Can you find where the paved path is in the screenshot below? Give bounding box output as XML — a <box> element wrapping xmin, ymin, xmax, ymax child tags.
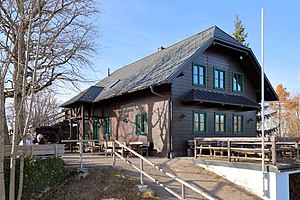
<box><xmin>62</xmin><ymin>154</ymin><xmax>261</xmax><ymax>200</ymax></box>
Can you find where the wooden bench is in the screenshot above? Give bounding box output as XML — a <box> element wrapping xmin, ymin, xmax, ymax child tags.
<box><xmin>128</xmin><ymin>142</ymin><xmax>150</xmax><ymax>157</ymax></box>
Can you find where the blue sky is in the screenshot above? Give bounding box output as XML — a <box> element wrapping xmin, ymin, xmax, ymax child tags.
<box><xmin>60</xmin><ymin>0</ymin><xmax>300</xmax><ymax>102</ymax></box>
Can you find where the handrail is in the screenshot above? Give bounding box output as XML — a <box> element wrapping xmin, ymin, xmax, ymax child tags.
<box><xmin>114</xmin><ymin>140</ymin><xmax>216</xmax><ymax>200</ymax></box>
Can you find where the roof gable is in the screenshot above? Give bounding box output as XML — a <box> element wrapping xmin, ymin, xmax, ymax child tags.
<box><xmin>62</xmin><ymin>25</ymin><xmax>277</xmax><ymax>107</ymax></box>
<box><xmin>94</xmin><ymin>25</ymin><xmax>250</xmax><ymax>102</ymax></box>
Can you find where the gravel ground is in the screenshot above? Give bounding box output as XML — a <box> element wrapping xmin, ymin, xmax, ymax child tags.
<box><xmin>62</xmin><ymin>154</ymin><xmax>261</xmax><ymax>200</ymax></box>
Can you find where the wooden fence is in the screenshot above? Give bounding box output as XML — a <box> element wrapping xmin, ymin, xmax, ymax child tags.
<box><xmin>4</xmin><ymin>144</ymin><xmax>65</xmax><ymax>158</ymax></box>
<box><xmin>194</xmin><ymin>137</ymin><xmax>300</xmax><ymax>165</ymax></box>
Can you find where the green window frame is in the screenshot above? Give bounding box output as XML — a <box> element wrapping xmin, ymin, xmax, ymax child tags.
<box><xmin>233</xmin><ymin>72</ymin><xmax>243</xmax><ymax>92</ymax></box>
<box><xmin>136</xmin><ymin>113</ymin><xmax>147</xmax><ymax>135</ymax></box>
<box><xmin>193</xmin><ymin>63</ymin><xmax>206</xmax><ymax>86</ymax></box>
<box><xmin>215</xmin><ymin>113</ymin><xmax>226</xmax><ymax>134</ymax></box>
<box><xmin>214</xmin><ymin>68</ymin><xmax>225</xmax><ymax>90</ymax></box>
<box><xmin>103</xmin><ymin>117</ymin><xmax>111</xmax><ymax>137</ymax></box>
<box><xmin>193</xmin><ymin>111</ymin><xmax>206</xmax><ymax>134</ymax></box>
<box><xmin>233</xmin><ymin>114</ymin><xmax>243</xmax><ymax>134</ymax></box>
<box><xmin>92</xmin><ymin>119</ymin><xmax>99</xmax><ymax>139</ymax></box>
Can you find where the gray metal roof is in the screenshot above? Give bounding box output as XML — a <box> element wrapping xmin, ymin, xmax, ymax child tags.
<box><xmin>93</xmin><ymin>26</ymin><xmax>247</xmax><ymax>102</ymax></box>
<box><xmin>182</xmin><ymin>89</ymin><xmax>260</xmax><ymax>110</ymax></box>
<box><xmin>63</xmin><ymin>25</ymin><xmax>272</xmax><ymax>107</ymax></box>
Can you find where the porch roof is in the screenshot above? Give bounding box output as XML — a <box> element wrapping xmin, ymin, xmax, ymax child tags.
<box><xmin>182</xmin><ymin>89</ymin><xmax>260</xmax><ymax>110</ymax></box>
<box><xmin>61</xmin><ymin>86</ymin><xmax>103</xmax><ymax>107</ymax></box>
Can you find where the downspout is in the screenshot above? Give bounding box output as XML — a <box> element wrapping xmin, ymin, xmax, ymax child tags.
<box><xmin>150</xmin><ymin>86</ymin><xmax>172</xmax><ymax>159</ymax></box>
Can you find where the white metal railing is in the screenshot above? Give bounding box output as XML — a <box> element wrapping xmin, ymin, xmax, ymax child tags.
<box><xmin>61</xmin><ymin>139</ymin><xmax>216</xmax><ymax>199</ymax></box>
<box><xmin>113</xmin><ymin>140</ymin><xmax>216</xmax><ymax>200</ymax></box>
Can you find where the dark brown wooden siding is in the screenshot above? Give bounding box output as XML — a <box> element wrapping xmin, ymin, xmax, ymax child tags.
<box><xmin>98</xmin><ymin>85</ymin><xmax>170</xmax><ymax>156</ymax></box>
<box><xmin>171</xmin><ymin>47</ymin><xmax>258</xmax><ymax>156</ymax></box>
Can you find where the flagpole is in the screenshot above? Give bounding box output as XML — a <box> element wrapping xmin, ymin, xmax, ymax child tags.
<box><xmin>261</xmin><ymin>8</ymin><xmax>266</xmax><ymax>197</ymax></box>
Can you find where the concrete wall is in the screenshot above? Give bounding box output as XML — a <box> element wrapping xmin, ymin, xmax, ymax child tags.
<box><xmin>195</xmin><ymin>160</ymin><xmax>300</xmax><ymax>200</ymax></box>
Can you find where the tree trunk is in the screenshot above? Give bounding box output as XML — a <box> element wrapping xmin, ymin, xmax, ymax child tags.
<box><xmin>17</xmin><ymin>156</ymin><xmax>25</xmax><ymax>200</ymax></box>
<box><xmin>4</xmin><ymin>108</ymin><xmax>10</xmax><ymax>144</ymax></box>
<box><xmin>0</xmin><ymin>77</ymin><xmax>6</xmax><ymax>200</ymax></box>
<box><xmin>10</xmin><ymin>1</ymin><xmax>26</xmax><ymax>197</ymax></box>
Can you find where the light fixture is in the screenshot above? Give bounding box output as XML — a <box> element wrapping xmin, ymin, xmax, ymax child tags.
<box><xmin>248</xmin><ymin>118</ymin><xmax>254</xmax><ymax>124</ymax></box>
<box><xmin>240</xmin><ymin>56</ymin><xmax>243</xmax><ymax>60</ymax></box>
<box><xmin>180</xmin><ymin>114</ymin><xmax>187</xmax><ymax>120</ymax></box>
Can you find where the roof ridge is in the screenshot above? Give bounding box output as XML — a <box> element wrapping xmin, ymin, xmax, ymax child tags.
<box><xmin>214</xmin><ymin>25</ymin><xmax>250</xmax><ymax>49</ymax></box>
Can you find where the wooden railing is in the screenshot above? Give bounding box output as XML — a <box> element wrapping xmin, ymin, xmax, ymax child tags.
<box><xmin>113</xmin><ymin>140</ymin><xmax>216</xmax><ymax>200</ymax></box>
<box><xmin>194</xmin><ymin>137</ymin><xmax>300</xmax><ymax>165</ymax></box>
<box><xmin>4</xmin><ymin>144</ymin><xmax>65</xmax><ymax>158</ymax></box>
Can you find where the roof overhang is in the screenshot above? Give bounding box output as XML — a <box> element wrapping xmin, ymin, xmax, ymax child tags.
<box><xmin>182</xmin><ymin>89</ymin><xmax>260</xmax><ymax>111</ymax></box>
<box><xmin>60</xmin><ymin>86</ymin><xmax>104</xmax><ymax>108</ymax></box>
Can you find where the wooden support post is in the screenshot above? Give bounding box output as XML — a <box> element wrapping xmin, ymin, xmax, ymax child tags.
<box><xmin>271</xmin><ymin>138</ymin><xmax>277</xmax><ymax>165</ymax></box>
<box><xmin>181</xmin><ymin>184</ymin><xmax>186</xmax><ymax>200</ymax></box>
<box><xmin>69</xmin><ymin>114</ymin><xmax>73</xmax><ymax>151</ymax></box>
<box><xmin>79</xmin><ymin>140</ymin><xmax>83</xmax><ymax>169</ymax></box>
<box><xmin>112</xmin><ymin>141</ymin><xmax>116</xmax><ymax>166</ymax></box>
<box><xmin>295</xmin><ymin>141</ymin><xmax>299</xmax><ymax>162</ymax></box>
<box><xmin>31</xmin><ymin>145</ymin><xmax>33</xmax><ymax>157</ymax></box>
<box><xmin>194</xmin><ymin>139</ymin><xmax>197</xmax><ymax>158</ymax></box>
<box><xmin>81</xmin><ymin>105</ymin><xmax>84</xmax><ymax>140</ymax></box>
<box><xmin>199</xmin><ymin>145</ymin><xmax>203</xmax><ymax>157</ymax></box>
<box><xmin>140</xmin><ymin>158</ymin><xmax>144</xmax><ymax>185</ymax></box>
<box><xmin>55</xmin><ymin>144</ymin><xmax>58</xmax><ymax>157</ymax></box>
<box><xmin>227</xmin><ymin>140</ymin><xmax>231</xmax><ymax>162</ymax></box>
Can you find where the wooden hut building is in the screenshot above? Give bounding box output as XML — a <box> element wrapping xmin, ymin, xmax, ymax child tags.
<box><xmin>61</xmin><ymin>26</ymin><xmax>278</xmax><ymax>157</ymax></box>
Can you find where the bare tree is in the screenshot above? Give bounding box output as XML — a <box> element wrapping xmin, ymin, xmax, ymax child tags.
<box><xmin>25</xmin><ymin>87</ymin><xmax>61</xmax><ymax>129</ymax></box>
<box><xmin>0</xmin><ymin>0</ymin><xmax>98</xmax><ymax>199</ymax></box>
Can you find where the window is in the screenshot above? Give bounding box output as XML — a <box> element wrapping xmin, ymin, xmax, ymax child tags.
<box><xmin>136</xmin><ymin>113</ymin><xmax>146</xmax><ymax>135</ymax></box>
<box><xmin>215</xmin><ymin>113</ymin><xmax>226</xmax><ymax>134</ymax></box>
<box><xmin>193</xmin><ymin>111</ymin><xmax>206</xmax><ymax>134</ymax></box>
<box><xmin>92</xmin><ymin>119</ymin><xmax>99</xmax><ymax>139</ymax></box>
<box><xmin>233</xmin><ymin>72</ymin><xmax>243</xmax><ymax>92</ymax></box>
<box><xmin>103</xmin><ymin>117</ymin><xmax>111</xmax><ymax>137</ymax></box>
<box><xmin>233</xmin><ymin>115</ymin><xmax>243</xmax><ymax>134</ymax></box>
<box><xmin>193</xmin><ymin>63</ymin><xmax>206</xmax><ymax>86</ymax></box>
<box><xmin>214</xmin><ymin>68</ymin><xmax>225</xmax><ymax>89</ymax></box>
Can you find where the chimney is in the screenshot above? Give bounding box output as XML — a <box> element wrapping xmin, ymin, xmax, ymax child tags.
<box><xmin>108</xmin><ymin>68</ymin><xmax>110</xmax><ymax>76</ymax></box>
<box><xmin>158</xmin><ymin>46</ymin><xmax>165</xmax><ymax>52</ymax></box>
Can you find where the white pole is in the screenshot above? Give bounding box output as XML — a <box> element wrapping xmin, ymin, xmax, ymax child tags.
<box><xmin>261</xmin><ymin>8</ymin><xmax>266</xmax><ymax>197</ymax></box>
